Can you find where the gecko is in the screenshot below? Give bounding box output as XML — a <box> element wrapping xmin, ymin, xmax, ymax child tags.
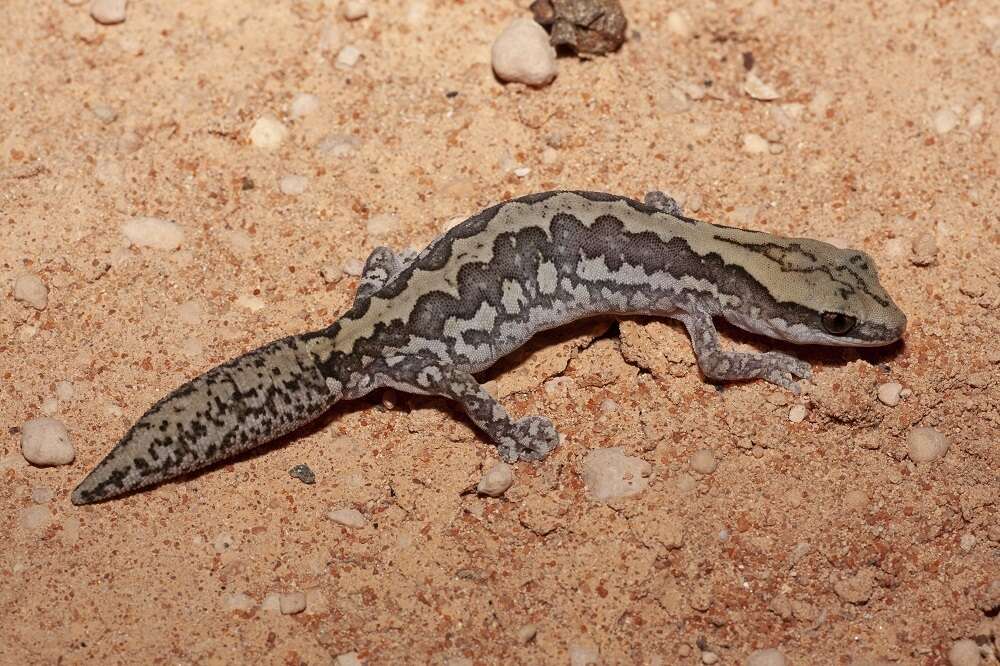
<box><xmin>71</xmin><ymin>190</ymin><xmax>907</xmax><ymax>504</ymax></box>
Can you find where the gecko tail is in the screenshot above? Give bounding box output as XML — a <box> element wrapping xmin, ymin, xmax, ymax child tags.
<box><xmin>71</xmin><ymin>334</ymin><xmax>337</xmax><ymax>505</ymax></box>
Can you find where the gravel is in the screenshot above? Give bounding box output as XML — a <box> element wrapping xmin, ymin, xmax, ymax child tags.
<box><xmin>289</xmin><ymin>463</ymin><xmax>316</xmax><ymax>485</ymax></box>
<box><xmin>907</xmin><ymin>427</ymin><xmax>950</xmax><ymax>462</ymax></box>
<box><xmin>248</xmin><ymin>115</ymin><xmax>288</xmax><ymax>149</ymax></box>
<box><xmin>477</xmin><ymin>462</ymin><xmax>514</xmax><ymax>497</ymax></box>
<box><xmin>689</xmin><ymin>449</ymin><xmax>718</xmax><ymax>475</ymax></box>
<box><xmin>877</xmin><ymin>382</ymin><xmax>903</xmax><ymax>406</ymax></box>
<box><xmin>342</xmin><ymin>1</ymin><xmax>368</xmax><ymax>20</ymax></box>
<box><xmin>13</xmin><ymin>273</ymin><xmax>48</xmax><ymax>310</ymax></box>
<box><xmin>335</xmin><ymin>45</ymin><xmax>362</xmax><ymax>69</ymax></box>
<box><xmin>788</xmin><ymin>404</ymin><xmax>807</xmax><ymax>423</ymax></box>
<box><xmin>491</xmin><ymin>18</ymin><xmax>557</xmax><ymax>87</ymax></box>
<box><xmin>329</xmin><ymin>508</ymin><xmax>367</xmax><ymax>528</ymax></box>
<box><xmin>744</xmin><ymin>72</ymin><xmax>780</xmax><ymax>100</ymax></box>
<box><xmin>289</xmin><ymin>93</ymin><xmax>319</xmax><ymax>119</ymax></box>
<box><xmin>121</xmin><ymin>217</ymin><xmax>184</xmax><ymax>250</ymax></box>
<box><xmin>279</xmin><ymin>174</ymin><xmax>308</xmax><ymax>195</ymax></box>
<box><xmin>580</xmin><ymin>448</ymin><xmax>652</xmax><ymax>502</ymax></box>
<box><xmin>745</xmin><ymin>648</ymin><xmax>787</xmax><ymax>666</ymax></box>
<box><xmin>743</xmin><ymin>133</ymin><xmax>770</xmax><ymax>154</ymax></box>
<box><xmin>947</xmin><ymin>639</ymin><xmax>981</xmax><ymax>666</ymax></box>
<box><xmin>90</xmin><ymin>0</ymin><xmax>126</xmax><ymax>25</ymax></box>
<box><xmin>21</xmin><ymin>417</ymin><xmax>75</xmax><ymax>466</ymax></box>
<box><xmin>279</xmin><ymin>591</ymin><xmax>307</xmax><ymax>614</ymax></box>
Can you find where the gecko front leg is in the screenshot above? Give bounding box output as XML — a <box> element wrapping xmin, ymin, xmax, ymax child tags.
<box><xmin>383</xmin><ymin>357</ymin><xmax>559</xmax><ymax>462</ymax></box>
<box><xmin>677</xmin><ymin>309</ymin><xmax>812</xmax><ymax>394</ymax></box>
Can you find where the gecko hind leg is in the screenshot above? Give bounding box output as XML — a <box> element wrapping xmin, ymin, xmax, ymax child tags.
<box><xmin>677</xmin><ymin>309</ymin><xmax>812</xmax><ymax>394</ymax></box>
<box><xmin>644</xmin><ymin>191</ymin><xmax>685</xmax><ymax>217</ymax></box>
<box><xmin>354</xmin><ymin>246</ymin><xmax>419</xmax><ymax>302</ymax></box>
<box><xmin>390</xmin><ymin>358</ymin><xmax>559</xmax><ymax>462</ymax></box>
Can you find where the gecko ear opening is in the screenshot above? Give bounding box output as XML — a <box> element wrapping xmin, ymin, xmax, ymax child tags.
<box><xmin>821</xmin><ymin>312</ymin><xmax>856</xmax><ymax>336</ymax></box>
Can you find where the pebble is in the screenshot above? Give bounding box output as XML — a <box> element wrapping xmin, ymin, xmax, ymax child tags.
<box><xmin>702</xmin><ymin>651</ymin><xmax>719</xmax><ymax>665</ymax></box>
<box><xmin>279</xmin><ymin>174</ymin><xmax>308</xmax><ymax>195</ymax></box>
<box><xmin>568</xmin><ymin>639</ymin><xmax>600</xmax><ymax>666</ymax></box>
<box><xmin>960</xmin><ymin>533</ymin><xmax>977</xmax><ymax>551</ymax></box>
<box><xmin>91</xmin><ymin>104</ymin><xmax>118</xmax><ymax>124</ymax></box>
<box><xmin>316</xmin><ymin>134</ymin><xmax>361</xmax><ymax>158</ymax></box>
<box><xmin>31</xmin><ymin>486</ymin><xmax>54</xmax><ymax>504</ymax></box>
<box><xmin>249</xmin><ymin>115</ymin><xmax>288</xmax><ymax>150</ymax></box>
<box><xmin>90</xmin><ymin>0</ymin><xmax>126</xmax><ymax>25</ymax></box>
<box><xmin>329</xmin><ymin>508</ymin><xmax>367</xmax><ymax>528</ymax></box>
<box><xmin>289</xmin><ymin>93</ymin><xmax>320</xmax><ymax>119</ymax></box>
<box><xmin>743</xmin><ymin>133</ymin><xmax>770</xmax><ymax>154</ymax></box>
<box><xmin>343</xmin><ymin>258</ymin><xmax>364</xmax><ymax>276</ymax></box>
<box><xmin>366</xmin><ymin>213</ymin><xmax>401</xmax><ymax>236</ymax></box>
<box><xmin>121</xmin><ymin>217</ymin><xmax>184</xmax><ymax>250</ymax></box>
<box><xmin>513</xmin><ymin>166</ymin><xmax>531</xmax><ymax>178</ymax></box>
<box><xmin>907</xmin><ymin>427</ymin><xmax>950</xmax><ymax>463</ymax></box>
<box><xmin>223</xmin><ymin>592</ymin><xmax>256</xmax><ymax>612</ymax></box>
<box><xmin>279</xmin><ymin>591</ymin><xmax>307</xmax><ymax>615</ymax></box>
<box><xmin>516</xmin><ymin>623</ymin><xmax>538</xmax><ymax>644</ymax></box>
<box><xmin>13</xmin><ymin>273</ymin><xmax>48</xmax><ymax>310</ymax></box>
<box><xmin>967</xmin><ymin>103</ymin><xmax>985</xmax><ymax>130</ymax></box>
<box><xmin>289</xmin><ymin>463</ymin><xmax>316</xmax><ymax>485</ymax></box>
<box><xmin>933</xmin><ymin>108</ymin><xmax>959</xmax><ymax>135</ymax></box>
<box><xmin>335</xmin><ymin>45</ymin><xmax>362</xmax><ymax>69</ymax></box>
<box><xmin>491</xmin><ymin>18</ymin><xmax>557</xmax><ymax>87</ymax></box>
<box><xmin>477</xmin><ymin>462</ymin><xmax>514</xmax><ymax>497</ymax></box>
<box><xmin>788</xmin><ymin>404</ymin><xmax>807</xmax><ymax>423</ymax></box>
<box><xmin>335</xmin><ymin>653</ymin><xmax>363</xmax><ymax>666</ymax></box>
<box><xmin>580</xmin><ymin>447</ymin><xmax>652</xmax><ymax>502</ymax></box>
<box><xmin>212</xmin><ymin>532</ymin><xmax>235</xmax><ymax>553</ymax></box>
<box><xmin>877</xmin><ymin>382</ymin><xmax>903</xmax><ymax>406</ymax></box>
<box><xmin>744</xmin><ymin>72</ymin><xmax>780</xmax><ymax>100</ymax></box>
<box><xmin>689</xmin><ymin>449</ymin><xmax>718</xmax><ymax>475</ymax></box>
<box><xmin>342</xmin><ymin>0</ymin><xmax>368</xmax><ymax>20</ymax></box>
<box><xmin>319</xmin><ymin>262</ymin><xmax>343</xmax><ymax>283</ymax></box>
<box><xmin>910</xmin><ymin>232</ymin><xmax>938</xmax><ymax>266</ymax></box>
<box><xmin>844</xmin><ymin>489</ymin><xmax>868</xmax><ymax>511</ymax></box>
<box><xmin>665</xmin><ymin>10</ymin><xmax>693</xmax><ymax>37</ymax></box>
<box><xmin>21</xmin><ymin>418</ymin><xmax>75</xmax><ymax>466</ymax></box>
<box><xmin>746</xmin><ymin>648</ymin><xmax>786</xmax><ymax>666</ymax></box>
<box><xmin>947</xmin><ymin>639</ymin><xmax>981</xmax><ymax>666</ymax></box>
<box><xmin>599</xmin><ymin>398</ymin><xmax>618</xmax><ymax>412</ymax></box>
<box><xmin>20</xmin><ymin>505</ymin><xmax>52</xmax><ymax>530</ymax></box>
<box><xmin>834</xmin><ymin>569</ymin><xmax>874</xmax><ymax>604</ymax></box>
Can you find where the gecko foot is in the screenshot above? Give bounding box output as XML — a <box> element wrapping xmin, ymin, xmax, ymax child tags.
<box><xmin>759</xmin><ymin>352</ymin><xmax>812</xmax><ymax>394</ymax></box>
<box><xmin>498</xmin><ymin>415</ymin><xmax>560</xmax><ymax>463</ymax></box>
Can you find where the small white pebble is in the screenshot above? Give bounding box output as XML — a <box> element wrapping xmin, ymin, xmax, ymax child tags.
<box><xmin>335</xmin><ymin>45</ymin><xmax>362</xmax><ymax>69</ymax></box>
<box><xmin>491</xmin><ymin>18</ymin><xmax>557</xmax><ymax>87</ymax></box>
<box><xmin>568</xmin><ymin>639</ymin><xmax>600</xmax><ymax>666</ymax></box>
<box><xmin>746</xmin><ymin>648</ymin><xmax>787</xmax><ymax>666</ymax></box>
<box><xmin>947</xmin><ymin>639</ymin><xmax>982</xmax><ymax>666</ymax></box>
<box><xmin>516</xmin><ymin>624</ymin><xmax>538</xmax><ymax>644</ymax></box>
<box><xmin>13</xmin><ymin>273</ymin><xmax>48</xmax><ymax>310</ymax></box>
<box><xmin>910</xmin><ymin>233</ymin><xmax>938</xmax><ymax>266</ymax></box>
<box><xmin>212</xmin><ymin>532</ymin><xmax>235</xmax><ymax>553</ymax></box>
<box><xmin>933</xmin><ymin>108</ymin><xmax>959</xmax><ymax>135</ymax></box>
<box><xmin>91</xmin><ymin>104</ymin><xmax>118</xmax><ymax>124</ymax></box>
<box><xmin>342</xmin><ymin>258</ymin><xmax>364</xmax><ymax>276</ymax></box>
<box><xmin>877</xmin><ymin>382</ymin><xmax>903</xmax><ymax>406</ymax></box>
<box><xmin>31</xmin><ymin>486</ymin><xmax>54</xmax><ymax>504</ymax></box>
<box><xmin>122</xmin><ymin>217</ymin><xmax>184</xmax><ymax>250</ymax></box>
<box><xmin>513</xmin><ymin>166</ymin><xmax>531</xmax><ymax>178</ymax></box>
<box><xmin>329</xmin><ymin>508</ymin><xmax>367</xmax><ymax>528</ymax></box>
<box><xmin>599</xmin><ymin>398</ymin><xmax>618</xmax><ymax>413</ymax></box>
<box><xmin>21</xmin><ymin>418</ymin><xmax>75</xmax><ymax>466</ymax></box>
<box><xmin>788</xmin><ymin>404</ymin><xmax>807</xmax><ymax>423</ymax></box>
<box><xmin>702</xmin><ymin>651</ymin><xmax>719</xmax><ymax>665</ymax></box>
<box><xmin>366</xmin><ymin>213</ymin><xmax>401</xmax><ymax>236</ymax></box>
<box><xmin>316</xmin><ymin>134</ymin><xmax>361</xmax><ymax>158</ymax></box>
<box><xmin>665</xmin><ymin>10</ymin><xmax>693</xmax><ymax>37</ymax></box>
<box><xmin>341</xmin><ymin>0</ymin><xmax>368</xmax><ymax>20</ymax></box>
<box><xmin>20</xmin><ymin>505</ymin><xmax>52</xmax><ymax>530</ymax></box>
<box><xmin>320</xmin><ymin>262</ymin><xmax>343</xmax><ymax>283</ymax></box>
<box><xmin>55</xmin><ymin>381</ymin><xmax>74</xmax><ymax>402</ymax></box>
<box><xmin>289</xmin><ymin>93</ymin><xmax>320</xmax><ymax>119</ymax></box>
<box><xmin>477</xmin><ymin>462</ymin><xmax>514</xmax><ymax>497</ymax></box>
<box><xmin>249</xmin><ymin>115</ymin><xmax>288</xmax><ymax>150</ymax></box>
<box><xmin>907</xmin><ymin>427</ymin><xmax>950</xmax><ymax>463</ymax></box>
<box><xmin>689</xmin><ymin>449</ymin><xmax>718</xmax><ymax>475</ymax></box>
<box><xmin>960</xmin><ymin>533</ymin><xmax>977</xmax><ymax>552</ymax></box>
<box><xmin>743</xmin><ymin>133</ymin><xmax>770</xmax><ymax>154</ymax></box>
<box><xmin>279</xmin><ymin>175</ymin><xmax>308</xmax><ymax>195</ymax></box>
<box><xmin>967</xmin><ymin>104</ymin><xmax>985</xmax><ymax>130</ymax></box>
<box><xmin>335</xmin><ymin>653</ymin><xmax>363</xmax><ymax>666</ymax></box>
<box><xmin>90</xmin><ymin>0</ymin><xmax>126</xmax><ymax>25</ymax></box>
<box><xmin>744</xmin><ymin>72</ymin><xmax>780</xmax><ymax>100</ymax></box>
<box><xmin>279</xmin><ymin>591</ymin><xmax>307</xmax><ymax>615</ymax></box>
<box><xmin>235</xmin><ymin>294</ymin><xmax>266</xmax><ymax>312</ymax></box>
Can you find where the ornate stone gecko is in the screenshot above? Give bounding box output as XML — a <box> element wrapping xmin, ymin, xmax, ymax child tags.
<box><xmin>72</xmin><ymin>191</ymin><xmax>906</xmax><ymax>504</ymax></box>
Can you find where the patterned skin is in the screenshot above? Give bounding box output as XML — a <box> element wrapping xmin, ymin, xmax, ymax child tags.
<box><xmin>72</xmin><ymin>191</ymin><xmax>906</xmax><ymax>504</ymax></box>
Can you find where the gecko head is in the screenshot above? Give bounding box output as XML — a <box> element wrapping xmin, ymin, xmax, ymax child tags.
<box><xmin>727</xmin><ymin>242</ymin><xmax>907</xmax><ymax>348</ymax></box>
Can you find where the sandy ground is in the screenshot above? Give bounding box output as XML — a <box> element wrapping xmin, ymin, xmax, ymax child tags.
<box><xmin>3</xmin><ymin>1</ymin><xmax>999</xmax><ymax>664</ymax></box>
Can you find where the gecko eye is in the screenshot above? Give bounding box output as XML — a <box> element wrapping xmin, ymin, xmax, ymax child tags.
<box><xmin>821</xmin><ymin>312</ymin><xmax>856</xmax><ymax>336</ymax></box>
